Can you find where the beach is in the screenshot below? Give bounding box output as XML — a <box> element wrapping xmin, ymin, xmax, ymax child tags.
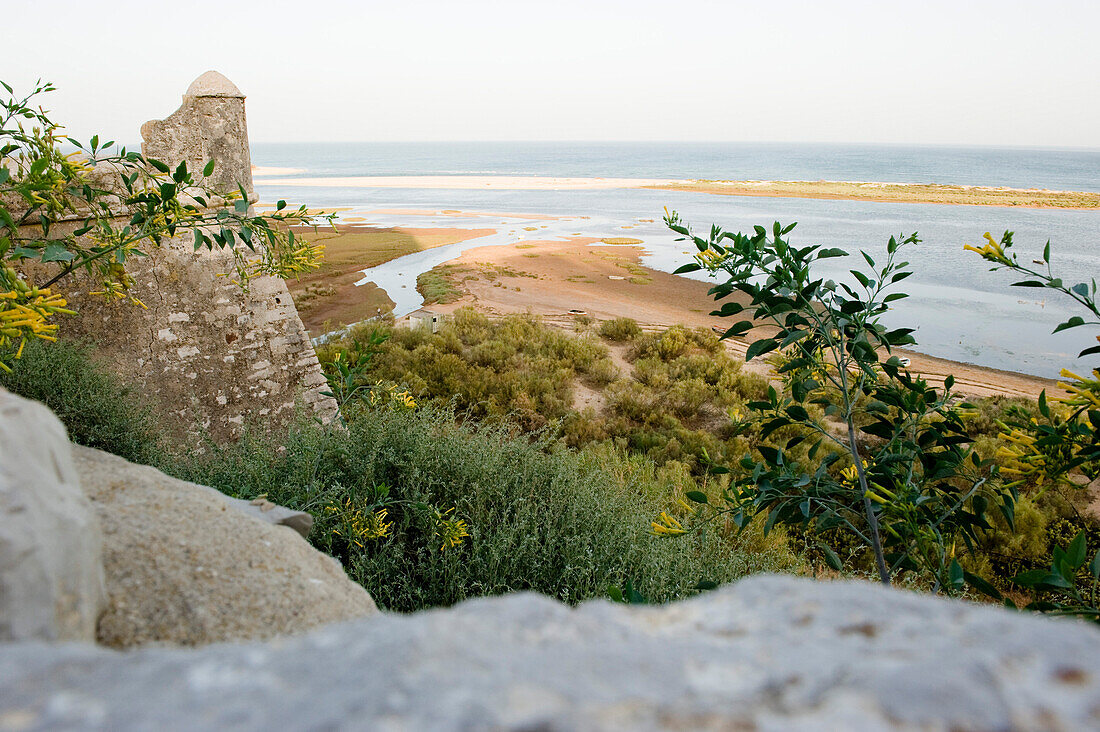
<box><xmin>283</xmin><ymin>217</ymin><xmax>1059</xmax><ymax>400</ymax></box>
<box><xmin>254</xmin><ymin>171</ymin><xmax>1100</xmax><ymax>209</ymax></box>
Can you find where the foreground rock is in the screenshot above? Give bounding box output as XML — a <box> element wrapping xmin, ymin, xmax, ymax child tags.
<box><xmin>73</xmin><ymin>446</ymin><xmax>377</xmax><ymax>647</ymax></box>
<box><xmin>0</xmin><ymin>389</ymin><xmax>105</xmax><ymax>642</ymax></box>
<box><xmin>2</xmin><ymin>575</ymin><xmax>1099</xmax><ymax>730</ymax></box>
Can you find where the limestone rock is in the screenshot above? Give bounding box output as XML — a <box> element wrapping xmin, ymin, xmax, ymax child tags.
<box><xmin>2</xmin><ymin>575</ymin><xmax>1100</xmax><ymax>730</ymax></box>
<box><xmin>185</xmin><ymin>70</ymin><xmax>245</xmax><ymax>99</ymax></box>
<box><xmin>142</xmin><ymin>70</ymin><xmax>254</xmax><ymax>197</ymax></box>
<box><xmin>204</xmin><ymin>490</ymin><xmax>314</xmax><ymax>539</ymax></box>
<box><xmin>0</xmin><ymin>388</ymin><xmax>105</xmax><ymax>642</ymax></box>
<box><xmin>72</xmin><ymin>445</ymin><xmax>376</xmax><ymax>647</ymax></box>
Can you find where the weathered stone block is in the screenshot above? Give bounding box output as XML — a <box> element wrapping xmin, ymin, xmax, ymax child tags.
<box><xmin>2</xmin><ymin>575</ymin><xmax>1099</xmax><ymax>729</ymax></box>
<box><xmin>74</xmin><ymin>445</ymin><xmax>376</xmax><ymax>648</ymax></box>
<box><xmin>0</xmin><ymin>388</ymin><xmax>105</xmax><ymax>642</ymax></box>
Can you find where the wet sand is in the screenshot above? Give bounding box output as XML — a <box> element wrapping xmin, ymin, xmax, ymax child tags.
<box><xmin>285</xmin><ymin>224</ymin><xmax>494</xmax><ymax>334</ymax></box>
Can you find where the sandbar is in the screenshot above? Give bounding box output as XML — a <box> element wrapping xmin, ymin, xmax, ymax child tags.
<box><xmin>647</xmin><ymin>180</ymin><xmax>1100</xmax><ymax>209</ymax></box>
<box><xmin>255</xmin><ymin>176</ymin><xmax>681</xmax><ymax>190</ymax></box>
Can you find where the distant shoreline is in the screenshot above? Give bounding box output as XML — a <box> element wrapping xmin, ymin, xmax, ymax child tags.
<box><xmin>647</xmin><ymin>179</ymin><xmax>1100</xmax><ymax>210</ymax></box>
<box><xmin>254</xmin><ymin>174</ymin><xmax>1100</xmax><ymax>209</ymax></box>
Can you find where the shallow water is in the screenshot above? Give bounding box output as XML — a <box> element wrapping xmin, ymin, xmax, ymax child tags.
<box><xmin>253</xmin><ymin>143</ymin><xmax>1100</xmax><ymax>379</ymax></box>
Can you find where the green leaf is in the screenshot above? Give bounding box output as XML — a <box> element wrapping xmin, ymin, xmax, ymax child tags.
<box><xmin>202</xmin><ymin>159</ymin><xmax>216</xmax><ymax>177</ymax></box>
<box><xmin>685</xmin><ymin>491</ymin><xmax>709</xmax><ymax>504</ymax></box>
<box><xmin>1053</xmin><ymin>316</ymin><xmax>1085</xmax><ymax>334</ymax></box>
<box><xmin>1038</xmin><ymin>391</ymin><xmax>1050</xmax><ymax>418</ymax></box>
<box><xmin>820</xmin><ymin>543</ymin><xmax>843</xmax><ymax>571</ymax></box>
<box><xmin>722</xmin><ymin>320</ymin><xmax>755</xmax><ymax>338</ymax></box>
<box><xmin>963</xmin><ymin>570</ymin><xmax>1003</xmax><ymax>600</ymax></box>
<box><xmin>745</xmin><ymin>338</ymin><xmax>778</xmax><ymax>361</ymax></box>
<box><xmin>148</xmin><ymin>158</ymin><xmax>170</xmax><ymax>173</ymax></box>
<box><xmin>1090</xmin><ymin>550</ymin><xmax>1100</xmax><ymax>580</ymax></box>
<box><xmin>817</xmin><ymin>248</ymin><xmax>848</xmax><ymax>259</ymax></box>
<box><xmin>674</xmin><ymin>263</ymin><xmax>701</xmax><ymax>274</ymax></box>
<box><xmin>1066</xmin><ymin>531</ymin><xmax>1087</xmax><ymax>570</ymax></box>
<box><xmin>786</xmin><ymin>404</ymin><xmax>809</xmax><ymax>421</ymax></box>
<box><xmin>948</xmin><ymin>558</ymin><xmax>964</xmax><ymax>588</ymax></box>
<box><xmin>41</xmin><ymin>243</ymin><xmax>75</xmax><ymax>262</ymax></box>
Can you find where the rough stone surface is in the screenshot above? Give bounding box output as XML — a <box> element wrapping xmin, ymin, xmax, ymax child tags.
<box><xmin>2</xmin><ymin>576</ymin><xmax>1100</xmax><ymax>730</ymax></box>
<box><xmin>55</xmin><ymin>232</ymin><xmax>337</xmax><ymax>445</ymax></box>
<box><xmin>38</xmin><ymin>71</ymin><xmax>338</xmax><ymax>445</ymax></box>
<box><xmin>72</xmin><ymin>445</ymin><xmax>376</xmax><ymax>647</ymax></box>
<box><xmin>184</xmin><ymin>70</ymin><xmax>245</xmax><ymax>99</ymax></box>
<box><xmin>142</xmin><ymin>70</ymin><xmax>253</xmax><ymax>197</ymax></box>
<box><xmin>0</xmin><ymin>389</ymin><xmax>105</xmax><ymax>642</ymax></box>
<box><xmin>210</xmin><ymin>491</ymin><xmax>314</xmax><ymax>538</ymax></box>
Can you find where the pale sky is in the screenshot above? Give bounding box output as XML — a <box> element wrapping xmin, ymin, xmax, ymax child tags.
<box><xmin>4</xmin><ymin>0</ymin><xmax>1098</xmax><ymax>147</ymax></box>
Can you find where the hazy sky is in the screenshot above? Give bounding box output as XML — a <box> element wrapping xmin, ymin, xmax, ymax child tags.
<box><xmin>4</xmin><ymin>0</ymin><xmax>1098</xmax><ymax>147</ymax></box>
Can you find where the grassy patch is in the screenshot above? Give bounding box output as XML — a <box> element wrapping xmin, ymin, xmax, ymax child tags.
<box><xmin>416</xmin><ymin>265</ymin><xmax>468</xmax><ymax>305</ymax></box>
<box><xmin>0</xmin><ymin>339</ymin><xmax>162</xmax><ymax>465</ymax></box>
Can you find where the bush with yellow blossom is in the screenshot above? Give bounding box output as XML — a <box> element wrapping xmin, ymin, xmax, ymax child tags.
<box><xmin>965</xmin><ymin>231</ymin><xmax>1100</xmax><ymax>620</ymax></box>
<box><xmin>0</xmin><ymin>80</ymin><xmax>329</xmax><ymax>371</ymax></box>
<box><xmin>662</xmin><ymin>212</ymin><xmax>1015</xmax><ymax>596</ymax></box>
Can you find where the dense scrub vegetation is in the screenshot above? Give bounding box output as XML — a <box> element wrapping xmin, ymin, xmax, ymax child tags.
<box><xmin>0</xmin><ymin>339</ymin><xmax>162</xmax><ymax>465</ymax></box>
<box><xmin>344</xmin><ymin>309</ymin><xmax>770</xmax><ymax>473</ymax></box>
<box><xmin>317</xmin><ymin>305</ymin><xmax>1100</xmax><ymax>608</ymax></box>
<box><xmin>168</xmin><ymin>405</ymin><xmax>799</xmax><ymax>610</ymax></box>
<box><xmin>2</xmin><ymin>335</ymin><xmax>799</xmax><ymax>611</ymax></box>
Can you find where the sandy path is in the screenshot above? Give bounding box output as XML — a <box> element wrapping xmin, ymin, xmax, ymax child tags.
<box><xmin>428</xmin><ymin>239</ymin><xmax>1058</xmax><ymax>400</ymax></box>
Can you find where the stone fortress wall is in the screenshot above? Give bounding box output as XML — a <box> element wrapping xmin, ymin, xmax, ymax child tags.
<box><xmin>44</xmin><ymin>72</ymin><xmax>337</xmax><ymax>444</ymax></box>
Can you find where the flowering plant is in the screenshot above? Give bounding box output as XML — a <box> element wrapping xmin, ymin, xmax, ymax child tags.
<box><xmin>662</xmin><ymin>213</ymin><xmax>1013</xmax><ymax>593</ymax></box>
<box><xmin>0</xmin><ymin>80</ymin><xmax>330</xmax><ymax>370</ymax></box>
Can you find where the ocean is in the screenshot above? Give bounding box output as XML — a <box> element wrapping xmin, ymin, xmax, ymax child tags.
<box><xmin>251</xmin><ymin>142</ymin><xmax>1100</xmax><ymax>379</ymax></box>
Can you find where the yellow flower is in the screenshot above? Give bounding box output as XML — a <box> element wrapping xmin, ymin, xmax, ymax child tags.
<box><xmin>694</xmin><ymin>247</ymin><xmax>728</xmax><ymax>270</ymax></box>
<box><xmin>433</xmin><ymin>507</ymin><xmax>470</xmax><ymax>551</ymax></box>
<box><xmin>651</xmin><ymin>511</ymin><xmax>686</xmax><ymax>536</ymax></box>
<box><xmin>962</xmin><ymin>232</ymin><xmax>1008</xmax><ymax>263</ymax></box>
<box><xmin>840</xmin><ymin>459</ymin><xmax>869</xmax><ymax>486</ymax></box>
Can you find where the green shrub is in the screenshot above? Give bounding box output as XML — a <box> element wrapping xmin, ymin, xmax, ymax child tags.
<box><xmin>0</xmin><ymin>339</ymin><xmax>162</xmax><ymax>464</ymax></box>
<box><xmin>599</xmin><ymin>317</ymin><xmax>641</xmax><ymax>341</ymax></box>
<box><xmin>169</xmin><ymin>404</ymin><xmax>802</xmax><ymax>611</ymax></box>
<box><xmin>367</xmin><ymin>309</ymin><xmax>616</xmax><ymax>426</ymax></box>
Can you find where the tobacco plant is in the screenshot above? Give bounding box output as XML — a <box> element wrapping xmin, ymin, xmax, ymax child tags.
<box><xmin>0</xmin><ymin>79</ymin><xmax>331</xmax><ymax>370</ymax></box>
<box><xmin>665</xmin><ymin>213</ymin><xmax>1013</xmax><ymax>593</ymax></box>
